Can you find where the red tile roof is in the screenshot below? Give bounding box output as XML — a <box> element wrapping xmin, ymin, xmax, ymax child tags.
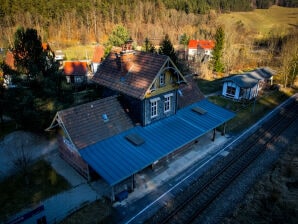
<box><xmin>188</xmin><ymin>40</ymin><xmax>215</xmax><ymax>50</ymax></box>
<box><xmin>92</xmin><ymin>45</ymin><xmax>104</xmax><ymax>63</ymax></box>
<box><xmin>5</xmin><ymin>51</ymin><xmax>15</xmax><ymax>70</ymax></box>
<box><xmin>188</xmin><ymin>40</ymin><xmax>200</xmax><ymax>49</ymax></box>
<box><xmin>178</xmin><ymin>75</ymin><xmax>205</xmax><ymax>109</ymax></box>
<box><xmin>92</xmin><ymin>50</ymin><xmax>170</xmax><ymax>99</ymax></box>
<box><xmin>57</xmin><ymin>95</ymin><xmax>134</xmax><ymax>149</ymax></box>
<box><xmin>63</xmin><ymin>61</ymin><xmax>88</xmax><ymax>76</ymax></box>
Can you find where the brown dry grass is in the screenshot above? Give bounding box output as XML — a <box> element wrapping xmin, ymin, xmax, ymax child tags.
<box><xmin>217</xmin><ymin>5</ymin><xmax>298</xmax><ymax>39</ymax></box>
<box><xmin>223</xmin><ymin>129</ymin><xmax>298</xmax><ymax>223</ymax></box>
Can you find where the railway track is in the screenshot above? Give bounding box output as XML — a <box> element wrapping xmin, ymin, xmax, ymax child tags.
<box><xmin>149</xmin><ymin>99</ymin><xmax>298</xmax><ymax>224</ymax></box>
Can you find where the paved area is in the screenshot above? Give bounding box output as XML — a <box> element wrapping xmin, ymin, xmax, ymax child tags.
<box><xmin>2</xmin><ymin>129</ymin><xmax>230</xmax><ymax>224</ymax></box>
<box><xmin>0</xmin><ymin>131</ymin><xmax>57</xmax><ymax>180</ymax></box>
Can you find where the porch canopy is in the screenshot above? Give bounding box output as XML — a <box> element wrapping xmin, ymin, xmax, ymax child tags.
<box><xmin>80</xmin><ymin>99</ymin><xmax>235</xmax><ymax>186</ymax></box>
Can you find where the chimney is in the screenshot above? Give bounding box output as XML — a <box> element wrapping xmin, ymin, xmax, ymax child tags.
<box><xmin>119</xmin><ymin>39</ymin><xmax>134</xmax><ymax>74</ymax></box>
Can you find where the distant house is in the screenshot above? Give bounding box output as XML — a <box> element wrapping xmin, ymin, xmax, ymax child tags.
<box><xmin>63</xmin><ymin>61</ymin><xmax>88</xmax><ymax>84</ymax></box>
<box><xmin>54</xmin><ymin>50</ymin><xmax>65</xmax><ymax>62</ymax></box>
<box><xmin>188</xmin><ymin>40</ymin><xmax>215</xmax><ymax>62</ymax></box>
<box><xmin>91</xmin><ymin>45</ymin><xmax>104</xmax><ymax>74</ymax></box>
<box><xmin>222</xmin><ymin>67</ymin><xmax>276</xmax><ymax>100</ymax></box>
<box><xmin>47</xmin><ymin>44</ymin><xmax>235</xmax><ymax>201</ymax></box>
<box><xmin>2</xmin><ymin>51</ymin><xmax>16</xmax><ymax>88</ymax></box>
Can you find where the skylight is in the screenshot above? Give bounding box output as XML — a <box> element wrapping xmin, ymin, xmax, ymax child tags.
<box><xmin>125</xmin><ymin>133</ymin><xmax>145</xmax><ymax>146</ymax></box>
<box><xmin>192</xmin><ymin>107</ymin><xmax>207</xmax><ymax>115</ymax></box>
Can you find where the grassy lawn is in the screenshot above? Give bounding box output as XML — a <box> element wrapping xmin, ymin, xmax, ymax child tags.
<box><xmin>0</xmin><ymin>160</ymin><xmax>70</xmax><ymax>222</ymax></box>
<box><xmin>60</xmin><ymin>198</ymin><xmax>113</xmax><ymax>224</ymax></box>
<box><xmin>62</xmin><ymin>45</ymin><xmax>97</xmax><ymax>61</ymax></box>
<box><xmin>196</xmin><ymin>78</ymin><xmax>224</xmax><ymax>95</ymax></box>
<box><xmin>208</xmin><ymin>89</ymin><xmax>292</xmax><ymax>133</ymax></box>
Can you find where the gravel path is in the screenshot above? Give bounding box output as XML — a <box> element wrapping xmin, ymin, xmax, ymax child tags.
<box><xmin>195</xmin><ymin>112</ymin><xmax>298</xmax><ymax>224</ymax></box>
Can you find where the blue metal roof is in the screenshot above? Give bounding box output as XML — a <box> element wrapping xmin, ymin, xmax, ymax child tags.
<box><xmin>80</xmin><ymin>99</ymin><xmax>235</xmax><ymax>186</ymax></box>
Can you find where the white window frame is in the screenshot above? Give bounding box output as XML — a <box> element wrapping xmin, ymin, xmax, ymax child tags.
<box><xmin>164</xmin><ymin>93</ymin><xmax>173</xmax><ymax>113</ymax></box>
<box><xmin>160</xmin><ymin>73</ymin><xmax>165</xmax><ymax>86</ymax></box>
<box><xmin>150</xmin><ymin>97</ymin><xmax>160</xmax><ymax>118</ymax></box>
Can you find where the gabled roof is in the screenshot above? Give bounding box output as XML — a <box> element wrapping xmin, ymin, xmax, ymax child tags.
<box><xmin>188</xmin><ymin>40</ymin><xmax>215</xmax><ymax>50</ymax></box>
<box><xmin>178</xmin><ymin>75</ymin><xmax>205</xmax><ymax>109</ymax></box>
<box><xmin>92</xmin><ymin>45</ymin><xmax>104</xmax><ymax>63</ymax></box>
<box><xmin>92</xmin><ymin>50</ymin><xmax>186</xmax><ymax>100</ymax></box>
<box><xmin>63</xmin><ymin>61</ymin><xmax>88</xmax><ymax>76</ymax></box>
<box><xmin>224</xmin><ymin>67</ymin><xmax>275</xmax><ymax>89</ymax></box>
<box><xmin>80</xmin><ymin>99</ymin><xmax>235</xmax><ymax>185</ymax></box>
<box><xmin>188</xmin><ymin>40</ymin><xmax>200</xmax><ymax>49</ymax></box>
<box><xmin>225</xmin><ymin>74</ymin><xmax>259</xmax><ymax>88</ymax></box>
<box><xmin>51</xmin><ymin>96</ymin><xmax>134</xmax><ymax>149</ymax></box>
<box><xmin>197</xmin><ymin>40</ymin><xmax>215</xmax><ymax>50</ymax></box>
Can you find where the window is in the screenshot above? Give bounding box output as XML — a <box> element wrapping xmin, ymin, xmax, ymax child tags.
<box><xmin>164</xmin><ymin>96</ymin><xmax>171</xmax><ymax>112</ymax></box>
<box><xmin>226</xmin><ymin>86</ymin><xmax>236</xmax><ymax>96</ymax></box>
<box><xmin>151</xmin><ymin>100</ymin><xmax>158</xmax><ymax>117</ymax></box>
<box><xmin>160</xmin><ymin>73</ymin><xmax>165</xmax><ymax>86</ymax></box>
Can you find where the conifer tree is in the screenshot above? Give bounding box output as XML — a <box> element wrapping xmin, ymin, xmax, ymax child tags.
<box><xmin>142</xmin><ymin>37</ymin><xmax>156</xmax><ymax>53</ymax></box>
<box><xmin>212</xmin><ymin>27</ymin><xmax>225</xmax><ymax>73</ymax></box>
<box><xmin>159</xmin><ymin>34</ymin><xmax>178</xmax><ymax>64</ymax></box>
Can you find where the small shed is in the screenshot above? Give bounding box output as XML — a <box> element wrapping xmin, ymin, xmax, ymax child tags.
<box><xmin>222</xmin><ymin>67</ymin><xmax>275</xmax><ymax>100</ymax></box>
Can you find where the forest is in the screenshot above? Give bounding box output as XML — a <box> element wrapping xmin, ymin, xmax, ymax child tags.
<box><xmin>0</xmin><ymin>0</ymin><xmax>297</xmax><ymax>47</ymax></box>
<box><xmin>0</xmin><ymin>0</ymin><xmax>297</xmax><ymax>133</ymax></box>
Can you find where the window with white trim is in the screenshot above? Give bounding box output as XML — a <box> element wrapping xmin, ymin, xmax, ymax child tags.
<box><xmin>150</xmin><ymin>98</ymin><xmax>159</xmax><ymax>118</ymax></box>
<box><xmin>160</xmin><ymin>73</ymin><xmax>165</xmax><ymax>86</ymax></box>
<box><xmin>164</xmin><ymin>96</ymin><xmax>171</xmax><ymax>112</ymax></box>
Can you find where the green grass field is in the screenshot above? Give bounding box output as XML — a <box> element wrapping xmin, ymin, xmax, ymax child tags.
<box><xmin>217</xmin><ymin>5</ymin><xmax>298</xmax><ymax>38</ymax></box>
<box><xmin>208</xmin><ymin>89</ymin><xmax>291</xmax><ymax>133</ymax></box>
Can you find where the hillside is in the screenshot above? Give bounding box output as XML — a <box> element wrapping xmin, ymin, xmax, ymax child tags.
<box><xmin>217</xmin><ymin>5</ymin><xmax>298</xmax><ymax>39</ymax></box>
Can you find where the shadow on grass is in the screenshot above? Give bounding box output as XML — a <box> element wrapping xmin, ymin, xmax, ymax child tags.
<box><xmin>208</xmin><ymin>90</ymin><xmax>291</xmax><ymax>134</ymax></box>
<box><xmin>0</xmin><ymin>160</ymin><xmax>71</xmax><ymax>222</ymax></box>
<box><xmin>196</xmin><ymin>77</ymin><xmax>224</xmax><ymax>95</ymax></box>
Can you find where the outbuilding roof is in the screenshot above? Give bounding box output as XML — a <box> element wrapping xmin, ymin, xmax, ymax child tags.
<box><xmin>224</xmin><ymin>67</ymin><xmax>275</xmax><ymax>88</ymax></box>
<box><xmin>53</xmin><ymin>96</ymin><xmax>134</xmax><ymax>149</ymax></box>
<box><xmin>80</xmin><ymin>99</ymin><xmax>235</xmax><ymax>186</ymax></box>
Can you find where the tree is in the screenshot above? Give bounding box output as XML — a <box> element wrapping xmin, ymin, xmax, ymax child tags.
<box><xmin>179</xmin><ymin>33</ymin><xmax>190</xmax><ymax>60</ymax></box>
<box><xmin>159</xmin><ymin>34</ymin><xmax>178</xmax><ymax>64</ymax></box>
<box><xmin>212</xmin><ymin>26</ymin><xmax>225</xmax><ymax>73</ymax></box>
<box><xmin>107</xmin><ymin>25</ymin><xmax>130</xmax><ymax>47</ymax></box>
<box><xmin>280</xmin><ymin>32</ymin><xmax>298</xmax><ymax>87</ymax></box>
<box><xmin>142</xmin><ymin>37</ymin><xmax>156</xmax><ymax>53</ymax></box>
<box><xmin>2</xmin><ymin>28</ymin><xmax>65</xmax><ymax>132</ymax></box>
<box><xmin>13</xmin><ymin>27</ymin><xmax>43</xmax><ymax>79</ymax></box>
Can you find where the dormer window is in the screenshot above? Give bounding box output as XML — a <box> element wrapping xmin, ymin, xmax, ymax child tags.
<box><xmin>160</xmin><ymin>73</ymin><xmax>165</xmax><ymax>86</ymax></box>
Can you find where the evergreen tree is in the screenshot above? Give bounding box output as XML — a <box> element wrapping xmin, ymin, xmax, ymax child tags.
<box><xmin>107</xmin><ymin>25</ymin><xmax>130</xmax><ymax>47</ymax></box>
<box><xmin>159</xmin><ymin>34</ymin><xmax>178</xmax><ymax>64</ymax></box>
<box><xmin>142</xmin><ymin>37</ymin><xmax>156</xmax><ymax>53</ymax></box>
<box><xmin>212</xmin><ymin>27</ymin><xmax>225</xmax><ymax>73</ymax></box>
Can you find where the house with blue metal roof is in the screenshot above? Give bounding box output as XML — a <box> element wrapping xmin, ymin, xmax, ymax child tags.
<box><xmin>47</xmin><ymin>43</ymin><xmax>235</xmax><ymax>201</ymax></box>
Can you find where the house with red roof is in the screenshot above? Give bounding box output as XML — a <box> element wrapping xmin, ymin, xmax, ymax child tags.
<box><xmin>63</xmin><ymin>61</ymin><xmax>89</xmax><ymax>84</ymax></box>
<box><xmin>188</xmin><ymin>40</ymin><xmax>215</xmax><ymax>62</ymax></box>
<box><xmin>91</xmin><ymin>45</ymin><xmax>104</xmax><ymax>74</ymax></box>
<box><xmin>47</xmin><ymin>42</ymin><xmax>235</xmax><ymax>201</ymax></box>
